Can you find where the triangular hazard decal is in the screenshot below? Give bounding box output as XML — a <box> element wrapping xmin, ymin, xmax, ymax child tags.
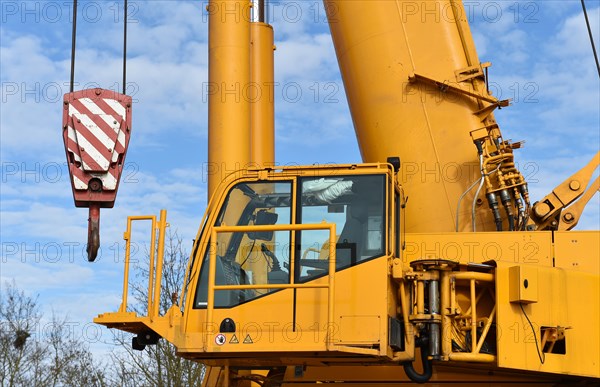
<box><xmin>243</xmin><ymin>334</ymin><xmax>253</xmax><ymax>344</ymax></box>
<box><xmin>229</xmin><ymin>334</ymin><xmax>239</xmax><ymax>344</ymax></box>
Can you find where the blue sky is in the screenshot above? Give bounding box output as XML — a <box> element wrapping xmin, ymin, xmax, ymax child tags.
<box><xmin>1</xmin><ymin>1</ymin><xmax>599</xmax><ymax>358</ymax></box>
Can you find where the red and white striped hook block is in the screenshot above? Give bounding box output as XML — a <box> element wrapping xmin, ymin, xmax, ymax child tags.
<box><xmin>62</xmin><ymin>88</ymin><xmax>132</xmax><ymax>261</ymax></box>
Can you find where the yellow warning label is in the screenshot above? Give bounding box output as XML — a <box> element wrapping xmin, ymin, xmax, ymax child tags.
<box><xmin>229</xmin><ymin>334</ymin><xmax>239</xmax><ymax>344</ymax></box>
<box><xmin>243</xmin><ymin>334</ymin><xmax>253</xmax><ymax>344</ymax></box>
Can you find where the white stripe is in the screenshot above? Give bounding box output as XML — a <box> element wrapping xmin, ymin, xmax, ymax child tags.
<box><xmin>81</xmin><ymin>160</ymin><xmax>94</xmax><ymax>170</ymax></box>
<box><xmin>79</xmin><ymin>98</ymin><xmax>105</xmax><ymax>115</ymax></box>
<box><xmin>81</xmin><ymin>98</ymin><xmax>122</xmax><ymax>133</ymax></box>
<box><xmin>73</xmin><ymin>174</ymin><xmax>87</xmax><ymax>190</ymax></box>
<box><xmin>69</xmin><ymin>105</ymin><xmax>116</xmax><ymax>150</ymax></box>
<box><xmin>96</xmin><ymin>113</ymin><xmax>126</xmax><ymax>150</ymax></box>
<box><xmin>78</xmin><ymin>99</ymin><xmax>126</xmax><ymax>151</ymax></box>
<box><xmin>99</xmin><ymin>172</ymin><xmax>117</xmax><ymax>190</ymax></box>
<box><xmin>102</xmin><ymin>98</ymin><xmax>128</xmax><ymax>149</ymax></box>
<box><xmin>74</xmin><ymin>132</ymin><xmax>110</xmax><ymax>171</ymax></box>
<box><xmin>69</xmin><ymin>125</ymin><xmax>108</xmax><ymax>171</ymax></box>
<box><xmin>80</xmin><ymin>98</ymin><xmax>124</xmax><ymax>148</ymax></box>
<box><xmin>102</xmin><ymin>122</ymin><xmax>126</xmax><ymax>149</ymax></box>
<box><xmin>103</xmin><ymin>98</ymin><xmax>126</xmax><ymax>120</ymax></box>
<box><xmin>67</xmin><ymin>127</ymin><xmax>82</xmax><ymax>162</ymax></box>
<box><xmin>116</xmin><ymin>128</ymin><xmax>126</xmax><ymax>149</ymax></box>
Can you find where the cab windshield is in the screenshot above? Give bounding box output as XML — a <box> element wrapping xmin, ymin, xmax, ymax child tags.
<box><xmin>194</xmin><ymin>175</ymin><xmax>386</xmax><ymax>308</ymax></box>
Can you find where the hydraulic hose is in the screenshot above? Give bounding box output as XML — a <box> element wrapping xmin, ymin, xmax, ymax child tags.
<box><xmin>500</xmin><ymin>189</ymin><xmax>514</xmax><ymax>231</ymax></box>
<box><xmin>487</xmin><ymin>193</ymin><xmax>503</xmax><ymax>231</ymax></box>
<box><xmin>507</xmin><ymin>215</ymin><xmax>515</xmax><ymax>231</ymax></box>
<box><xmin>403</xmin><ymin>337</ymin><xmax>433</xmax><ymax>383</ymax></box>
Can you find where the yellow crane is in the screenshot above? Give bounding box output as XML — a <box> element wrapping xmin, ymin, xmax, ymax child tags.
<box><xmin>93</xmin><ymin>0</ymin><xmax>599</xmax><ymax>385</ymax></box>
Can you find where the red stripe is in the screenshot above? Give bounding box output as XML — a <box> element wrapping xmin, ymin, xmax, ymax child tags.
<box><xmin>69</xmin><ymin>125</ymin><xmax>105</xmax><ymax>172</ymax></box>
<box><xmin>66</xmin><ymin>138</ymin><xmax>81</xmax><ymax>160</ymax></box>
<box><xmin>68</xmin><ymin>160</ymin><xmax>121</xmax><ymax>183</ymax></box>
<box><xmin>68</xmin><ymin>117</ymin><xmax>112</xmax><ymax>171</ymax></box>
<box><xmin>65</xmin><ymin>129</ymin><xmax>103</xmax><ymax>171</ymax></box>
<box><xmin>113</xmin><ymin>137</ymin><xmax>125</xmax><ymax>154</ymax></box>
<box><xmin>70</xmin><ymin>167</ymin><xmax>89</xmax><ymax>188</ymax></box>
<box><xmin>69</xmin><ymin>162</ymin><xmax>122</xmax><ymax>186</ymax></box>
<box><xmin>93</xmin><ymin>97</ymin><xmax>126</xmax><ymax>122</ymax></box>
<box><xmin>69</xmin><ymin>161</ymin><xmax>125</xmax><ymax>190</ymax></box>
<box><xmin>93</xmin><ymin>98</ymin><xmax>128</xmax><ymax>149</ymax></box>
<box><xmin>71</xmin><ymin>99</ymin><xmax>119</xmax><ymax>144</ymax></box>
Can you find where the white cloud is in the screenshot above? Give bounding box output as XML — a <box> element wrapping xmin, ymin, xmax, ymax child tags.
<box><xmin>551</xmin><ymin>6</ymin><xmax>599</xmax><ymax>58</ymax></box>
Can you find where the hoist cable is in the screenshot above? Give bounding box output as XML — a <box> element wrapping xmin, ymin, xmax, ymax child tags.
<box><xmin>123</xmin><ymin>0</ymin><xmax>128</xmax><ymax>94</ymax></box>
<box><xmin>581</xmin><ymin>0</ymin><xmax>600</xmax><ymax>78</ymax></box>
<box><xmin>69</xmin><ymin>0</ymin><xmax>78</xmax><ymax>93</ymax></box>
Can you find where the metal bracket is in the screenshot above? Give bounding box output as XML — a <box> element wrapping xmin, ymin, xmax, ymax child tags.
<box><xmin>474</xmin><ymin>101</ymin><xmax>510</xmax><ymax>121</ymax></box>
<box><xmin>455</xmin><ymin>62</ymin><xmax>491</xmax><ymax>83</ymax></box>
<box><xmin>409</xmin><ymin>73</ymin><xmax>510</xmax><ymax>111</ymax></box>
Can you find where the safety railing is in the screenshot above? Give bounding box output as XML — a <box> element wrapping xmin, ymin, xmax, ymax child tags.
<box><xmin>118</xmin><ymin>209</ymin><xmax>168</xmax><ymax>319</ymax></box>
<box><xmin>207</xmin><ymin>222</ymin><xmax>337</xmax><ymax>347</ymax></box>
<box><xmin>447</xmin><ymin>271</ymin><xmax>496</xmax><ymax>363</ymax></box>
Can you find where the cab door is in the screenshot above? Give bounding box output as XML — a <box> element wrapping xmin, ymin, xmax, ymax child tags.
<box><xmin>293</xmin><ymin>174</ymin><xmax>390</xmax><ymax>353</ymax></box>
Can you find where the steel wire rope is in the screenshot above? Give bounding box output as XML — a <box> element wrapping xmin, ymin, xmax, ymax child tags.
<box><xmin>123</xmin><ymin>0</ymin><xmax>128</xmax><ymax>94</ymax></box>
<box><xmin>69</xmin><ymin>0</ymin><xmax>78</xmax><ymax>92</ymax></box>
<box><xmin>581</xmin><ymin>0</ymin><xmax>600</xmax><ymax>78</ymax></box>
<box><xmin>69</xmin><ymin>0</ymin><xmax>129</xmax><ymax>93</ymax></box>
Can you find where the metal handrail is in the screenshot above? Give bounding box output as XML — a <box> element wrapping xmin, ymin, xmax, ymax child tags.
<box><xmin>118</xmin><ymin>209</ymin><xmax>168</xmax><ymax>319</ymax></box>
<box><xmin>207</xmin><ymin>222</ymin><xmax>337</xmax><ymax>347</ymax></box>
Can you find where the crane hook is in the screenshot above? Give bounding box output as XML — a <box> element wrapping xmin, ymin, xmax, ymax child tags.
<box><xmin>87</xmin><ymin>204</ymin><xmax>100</xmax><ymax>262</ymax></box>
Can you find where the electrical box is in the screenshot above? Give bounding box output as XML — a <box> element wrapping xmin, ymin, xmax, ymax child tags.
<box><xmin>509</xmin><ymin>266</ymin><xmax>538</xmax><ymax>304</ymax></box>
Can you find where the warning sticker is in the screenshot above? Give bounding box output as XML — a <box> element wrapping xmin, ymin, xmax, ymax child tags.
<box><xmin>243</xmin><ymin>334</ymin><xmax>253</xmax><ymax>344</ymax></box>
<box><xmin>229</xmin><ymin>334</ymin><xmax>239</xmax><ymax>344</ymax></box>
<box><xmin>215</xmin><ymin>333</ymin><xmax>226</xmax><ymax>346</ymax></box>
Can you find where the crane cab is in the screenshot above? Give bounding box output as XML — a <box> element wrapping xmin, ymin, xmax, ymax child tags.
<box><xmin>181</xmin><ymin>163</ymin><xmax>405</xmax><ymax>366</ymax></box>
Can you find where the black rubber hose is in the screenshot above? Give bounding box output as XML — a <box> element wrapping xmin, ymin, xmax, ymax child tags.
<box><xmin>487</xmin><ymin>193</ymin><xmax>503</xmax><ymax>231</ymax></box>
<box><xmin>507</xmin><ymin>214</ymin><xmax>515</xmax><ymax>231</ymax></box>
<box><xmin>494</xmin><ymin>219</ymin><xmax>503</xmax><ymax>231</ymax></box>
<box><xmin>403</xmin><ymin>338</ymin><xmax>433</xmax><ymax>383</ymax></box>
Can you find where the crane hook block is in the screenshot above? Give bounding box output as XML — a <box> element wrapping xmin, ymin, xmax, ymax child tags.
<box><xmin>62</xmin><ymin>88</ymin><xmax>133</xmax><ymax>261</ymax></box>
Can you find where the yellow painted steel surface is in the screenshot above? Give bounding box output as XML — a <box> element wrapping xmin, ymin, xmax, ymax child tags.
<box><xmin>404</xmin><ymin>232</ymin><xmax>554</xmax><ymax>267</ymax></box>
<box><xmin>495</xmin><ymin>261</ymin><xmax>600</xmax><ymax>378</ymax></box>
<box><xmin>208</xmin><ymin>0</ymin><xmax>251</xmax><ymax>198</ymax></box>
<box><xmin>250</xmin><ymin>22</ymin><xmax>275</xmax><ymax>168</ymax></box>
<box><xmin>324</xmin><ymin>0</ymin><xmax>508</xmax><ymax>233</ymax></box>
<box><xmin>553</xmin><ymin>230</ymin><xmax>600</xmax><ymax>274</ymax></box>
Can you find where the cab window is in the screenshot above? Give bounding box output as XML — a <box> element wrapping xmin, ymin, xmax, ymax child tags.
<box><xmin>194</xmin><ymin>181</ymin><xmax>292</xmax><ymax>308</ymax></box>
<box><xmin>296</xmin><ymin>175</ymin><xmax>386</xmax><ymax>282</ymax></box>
